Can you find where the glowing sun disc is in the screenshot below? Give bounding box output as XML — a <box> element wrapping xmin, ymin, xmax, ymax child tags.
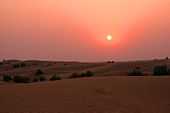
<box><xmin>106</xmin><ymin>35</ymin><xmax>113</xmax><ymax>41</ymax></box>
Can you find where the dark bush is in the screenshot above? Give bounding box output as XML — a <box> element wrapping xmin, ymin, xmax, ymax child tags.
<box><xmin>128</xmin><ymin>67</ymin><xmax>144</xmax><ymax>76</ymax></box>
<box><xmin>80</xmin><ymin>72</ymin><xmax>86</xmax><ymax>77</ymax></box>
<box><xmin>107</xmin><ymin>61</ymin><xmax>115</xmax><ymax>63</ymax></box>
<box><xmin>50</xmin><ymin>74</ymin><xmax>61</xmax><ymax>81</ymax></box>
<box><xmin>153</xmin><ymin>65</ymin><xmax>169</xmax><ymax>76</ymax></box>
<box><xmin>3</xmin><ymin>75</ymin><xmax>12</xmax><ymax>82</ymax></box>
<box><xmin>39</xmin><ymin>76</ymin><xmax>46</xmax><ymax>81</ymax></box>
<box><xmin>81</xmin><ymin>71</ymin><xmax>94</xmax><ymax>77</ymax></box>
<box><xmin>35</xmin><ymin>69</ymin><xmax>44</xmax><ymax>76</ymax></box>
<box><xmin>13</xmin><ymin>76</ymin><xmax>30</xmax><ymax>83</ymax></box>
<box><xmin>69</xmin><ymin>73</ymin><xmax>81</xmax><ymax>79</ymax></box>
<box><xmin>20</xmin><ymin>62</ymin><xmax>26</xmax><ymax>67</ymax></box>
<box><xmin>33</xmin><ymin>78</ymin><xmax>39</xmax><ymax>82</ymax></box>
<box><xmin>166</xmin><ymin>57</ymin><xmax>169</xmax><ymax>60</ymax></box>
<box><xmin>168</xmin><ymin>69</ymin><xmax>170</xmax><ymax>75</ymax></box>
<box><xmin>13</xmin><ymin>62</ymin><xmax>26</xmax><ymax>68</ymax></box>
<box><xmin>13</xmin><ymin>64</ymin><xmax>20</xmax><ymax>68</ymax></box>
<box><xmin>0</xmin><ymin>62</ymin><xmax>3</xmax><ymax>65</ymax></box>
<box><xmin>85</xmin><ymin>71</ymin><xmax>94</xmax><ymax>77</ymax></box>
<box><xmin>69</xmin><ymin>71</ymin><xmax>94</xmax><ymax>79</ymax></box>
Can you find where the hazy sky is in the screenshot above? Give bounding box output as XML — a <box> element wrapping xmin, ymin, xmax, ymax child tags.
<box><xmin>0</xmin><ymin>0</ymin><xmax>170</xmax><ymax>61</ymax></box>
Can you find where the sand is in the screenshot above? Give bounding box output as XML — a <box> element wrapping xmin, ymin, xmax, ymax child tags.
<box><xmin>0</xmin><ymin>76</ymin><xmax>170</xmax><ymax>113</ymax></box>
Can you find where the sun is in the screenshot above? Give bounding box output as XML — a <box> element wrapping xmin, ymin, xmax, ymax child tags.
<box><xmin>106</xmin><ymin>35</ymin><xmax>113</xmax><ymax>41</ymax></box>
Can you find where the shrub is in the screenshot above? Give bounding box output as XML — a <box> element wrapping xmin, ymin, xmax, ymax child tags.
<box><xmin>13</xmin><ymin>64</ymin><xmax>20</xmax><ymax>68</ymax></box>
<box><xmin>153</xmin><ymin>65</ymin><xmax>169</xmax><ymax>76</ymax></box>
<box><xmin>50</xmin><ymin>74</ymin><xmax>61</xmax><ymax>81</ymax></box>
<box><xmin>80</xmin><ymin>72</ymin><xmax>86</xmax><ymax>77</ymax></box>
<box><xmin>13</xmin><ymin>62</ymin><xmax>26</xmax><ymax>68</ymax></box>
<box><xmin>3</xmin><ymin>75</ymin><xmax>12</xmax><ymax>82</ymax></box>
<box><xmin>128</xmin><ymin>67</ymin><xmax>144</xmax><ymax>76</ymax></box>
<box><xmin>13</xmin><ymin>76</ymin><xmax>30</xmax><ymax>83</ymax></box>
<box><xmin>85</xmin><ymin>71</ymin><xmax>94</xmax><ymax>77</ymax></box>
<box><xmin>168</xmin><ymin>69</ymin><xmax>170</xmax><ymax>75</ymax></box>
<box><xmin>0</xmin><ymin>62</ymin><xmax>3</xmax><ymax>65</ymax></box>
<box><xmin>69</xmin><ymin>71</ymin><xmax>94</xmax><ymax>79</ymax></box>
<box><xmin>33</xmin><ymin>78</ymin><xmax>39</xmax><ymax>82</ymax></box>
<box><xmin>107</xmin><ymin>61</ymin><xmax>115</xmax><ymax>63</ymax></box>
<box><xmin>39</xmin><ymin>76</ymin><xmax>46</xmax><ymax>81</ymax></box>
<box><xmin>81</xmin><ymin>71</ymin><xmax>94</xmax><ymax>77</ymax></box>
<box><xmin>69</xmin><ymin>73</ymin><xmax>81</xmax><ymax>79</ymax></box>
<box><xmin>166</xmin><ymin>57</ymin><xmax>169</xmax><ymax>60</ymax></box>
<box><xmin>35</xmin><ymin>69</ymin><xmax>44</xmax><ymax>76</ymax></box>
<box><xmin>20</xmin><ymin>62</ymin><xmax>26</xmax><ymax>67</ymax></box>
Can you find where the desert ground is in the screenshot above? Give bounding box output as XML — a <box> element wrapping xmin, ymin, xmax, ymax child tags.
<box><xmin>0</xmin><ymin>77</ymin><xmax>170</xmax><ymax>113</ymax></box>
<box><xmin>0</xmin><ymin>59</ymin><xmax>170</xmax><ymax>113</ymax></box>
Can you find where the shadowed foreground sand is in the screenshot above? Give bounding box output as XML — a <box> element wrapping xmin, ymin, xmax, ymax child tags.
<box><xmin>0</xmin><ymin>76</ymin><xmax>170</xmax><ymax>113</ymax></box>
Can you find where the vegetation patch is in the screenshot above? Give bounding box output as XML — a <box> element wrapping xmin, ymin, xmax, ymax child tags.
<box><xmin>69</xmin><ymin>71</ymin><xmax>94</xmax><ymax>79</ymax></box>
<box><xmin>32</xmin><ymin>77</ymin><xmax>39</xmax><ymax>82</ymax></box>
<box><xmin>13</xmin><ymin>76</ymin><xmax>30</xmax><ymax>83</ymax></box>
<box><xmin>128</xmin><ymin>67</ymin><xmax>144</xmax><ymax>76</ymax></box>
<box><xmin>81</xmin><ymin>71</ymin><xmax>94</xmax><ymax>77</ymax></box>
<box><xmin>69</xmin><ymin>73</ymin><xmax>81</xmax><ymax>79</ymax></box>
<box><xmin>153</xmin><ymin>65</ymin><xmax>170</xmax><ymax>76</ymax></box>
<box><xmin>13</xmin><ymin>64</ymin><xmax>20</xmax><ymax>68</ymax></box>
<box><xmin>20</xmin><ymin>62</ymin><xmax>26</xmax><ymax>67</ymax></box>
<box><xmin>39</xmin><ymin>75</ymin><xmax>47</xmax><ymax>81</ymax></box>
<box><xmin>0</xmin><ymin>62</ymin><xmax>3</xmax><ymax>65</ymax></box>
<box><xmin>35</xmin><ymin>69</ymin><xmax>44</xmax><ymax>76</ymax></box>
<box><xmin>3</xmin><ymin>75</ymin><xmax>12</xmax><ymax>82</ymax></box>
<box><xmin>50</xmin><ymin>74</ymin><xmax>61</xmax><ymax>81</ymax></box>
<box><xmin>13</xmin><ymin>62</ymin><xmax>26</xmax><ymax>68</ymax></box>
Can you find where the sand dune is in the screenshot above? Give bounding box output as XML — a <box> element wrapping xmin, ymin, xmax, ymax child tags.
<box><xmin>0</xmin><ymin>59</ymin><xmax>170</xmax><ymax>79</ymax></box>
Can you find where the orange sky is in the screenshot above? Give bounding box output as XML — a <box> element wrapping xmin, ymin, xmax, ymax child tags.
<box><xmin>0</xmin><ymin>0</ymin><xmax>170</xmax><ymax>61</ymax></box>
